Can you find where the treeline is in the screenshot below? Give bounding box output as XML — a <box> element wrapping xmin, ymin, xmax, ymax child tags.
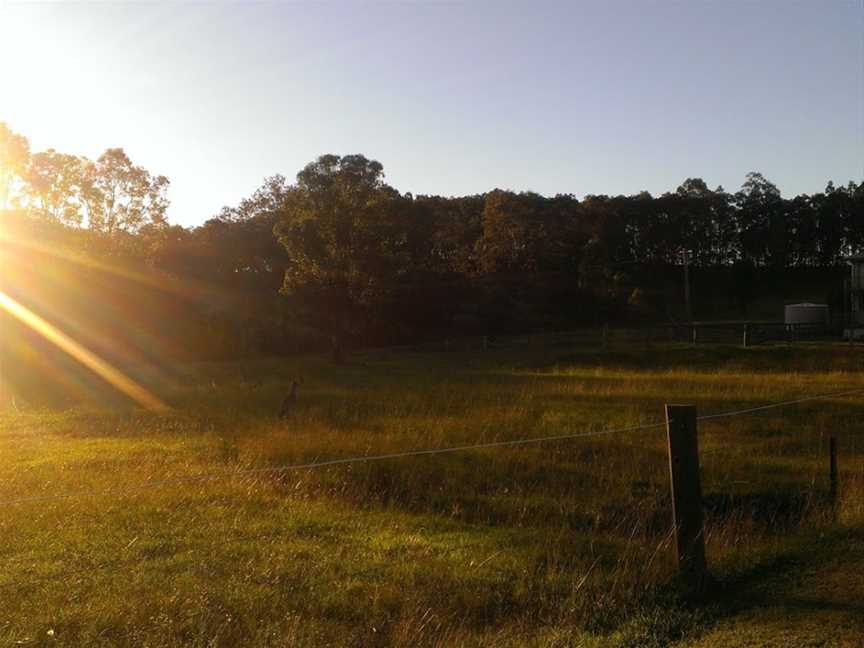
<box><xmin>2</xmin><ymin>122</ymin><xmax>863</xmax><ymax>371</ymax></box>
<box><xmin>0</xmin><ymin>124</ymin><xmax>169</xmax><ymax>234</ymax></box>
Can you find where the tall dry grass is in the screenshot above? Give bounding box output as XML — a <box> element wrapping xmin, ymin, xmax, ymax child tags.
<box><xmin>0</xmin><ymin>341</ymin><xmax>861</xmax><ymax>646</ymax></box>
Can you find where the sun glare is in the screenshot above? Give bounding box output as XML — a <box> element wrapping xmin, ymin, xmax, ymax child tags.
<box><xmin>0</xmin><ymin>290</ymin><xmax>168</xmax><ymax>412</ymax></box>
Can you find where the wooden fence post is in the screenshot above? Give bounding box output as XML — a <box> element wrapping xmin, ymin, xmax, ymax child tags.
<box><xmin>691</xmin><ymin>325</ymin><xmax>698</xmax><ymax>345</ymax></box>
<box><xmin>665</xmin><ymin>404</ymin><xmax>708</xmax><ymax>588</ymax></box>
<box><xmin>742</xmin><ymin>323</ymin><xmax>750</xmax><ymax>348</ymax></box>
<box><xmin>829</xmin><ymin>436</ymin><xmax>838</xmax><ymax>507</ymax></box>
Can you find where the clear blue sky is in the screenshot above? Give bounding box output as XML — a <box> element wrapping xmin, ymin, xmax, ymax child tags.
<box><xmin>2</xmin><ymin>0</ymin><xmax>862</xmax><ymax>226</ymax></box>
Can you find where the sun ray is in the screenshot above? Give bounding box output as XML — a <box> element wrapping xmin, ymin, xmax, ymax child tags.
<box><xmin>0</xmin><ymin>226</ymin><xmax>220</xmax><ymax>301</ymax></box>
<box><xmin>0</xmin><ymin>290</ymin><xmax>169</xmax><ymax>412</ymax></box>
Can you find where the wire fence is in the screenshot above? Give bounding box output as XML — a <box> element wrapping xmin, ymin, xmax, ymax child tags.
<box><xmin>3</xmin><ymin>386</ymin><xmax>863</xmax><ymax>509</ymax></box>
<box><xmin>0</xmin><ymin>421</ymin><xmax>668</xmax><ymax>508</ymax></box>
<box><xmin>1</xmin><ymin>385</ymin><xmax>862</xmax><ymax>593</ymax></box>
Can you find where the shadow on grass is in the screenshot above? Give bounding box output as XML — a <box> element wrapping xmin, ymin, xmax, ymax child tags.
<box><xmin>661</xmin><ymin>525</ymin><xmax>864</xmax><ymax>645</ymax></box>
<box><xmin>703</xmin><ymin>490</ymin><xmax>823</xmax><ymax>529</ymax></box>
<box><xmin>778</xmin><ymin>597</ymin><xmax>864</xmax><ymax>616</ymax></box>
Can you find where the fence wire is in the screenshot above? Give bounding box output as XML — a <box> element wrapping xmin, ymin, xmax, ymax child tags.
<box><xmin>0</xmin><ymin>420</ymin><xmax>666</xmax><ymax>507</ymax></box>
<box><xmin>0</xmin><ymin>384</ymin><xmax>862</xmax><ymax>593</ymax></box>
<box><xmin>2</xmin><ymin>386</ymin><xmax>862</xmax><ymax>509</ymax></box>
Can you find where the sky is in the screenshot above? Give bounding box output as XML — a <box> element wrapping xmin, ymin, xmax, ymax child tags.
<box><xmin>1</xmin><ymin>0</ymin><xmax>862</xmax><ymax>226</ymax></box>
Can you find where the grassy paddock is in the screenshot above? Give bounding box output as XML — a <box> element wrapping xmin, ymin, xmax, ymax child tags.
<box><xmin>0</xmin><ymin>342</ymin><xmax>862</xmax><ymax>646</ymax></box>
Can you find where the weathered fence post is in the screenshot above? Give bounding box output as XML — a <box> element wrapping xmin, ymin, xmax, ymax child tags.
<box><xmin>691</xmin><ymin>325</ymin><xmax>698</xmax><ymax>345</ymax></box>
<box><xmin>829</xmin><ymin>436</ymin><xmax>838</xmax><ymax>507</ymax></box>
<box><xmin>742</xmin><ymin>323</ymin><xmax>750</xmax><ymax>348</ymax></box>
<box><xmin>665</xmin><ymin>404</ymin><xmax>708</xmax><ymax>589</ymax></box>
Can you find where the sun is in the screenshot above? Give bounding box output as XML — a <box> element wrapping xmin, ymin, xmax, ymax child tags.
<box><xmin>0</xmin><ymin>3</ymin><xmax>108</xmax><ymax>167</ymax></box>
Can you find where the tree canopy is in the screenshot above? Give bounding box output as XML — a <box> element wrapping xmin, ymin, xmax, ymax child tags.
<box><xmin>2</xmin><ymin>120</ymin><xmax>863</xmax><ymax>373</ymax></box>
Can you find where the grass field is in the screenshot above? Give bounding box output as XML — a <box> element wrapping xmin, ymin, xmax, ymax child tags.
<box><xmin>1</xmin><ymin>341</ymin><xmax>862</xmax><ymax>647</ymax></box>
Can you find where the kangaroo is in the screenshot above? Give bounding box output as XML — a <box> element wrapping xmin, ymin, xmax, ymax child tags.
<box><xmin>279</xmin><ymin>379</ymin><xmax>301</xmax><ymax>419</ymax></box>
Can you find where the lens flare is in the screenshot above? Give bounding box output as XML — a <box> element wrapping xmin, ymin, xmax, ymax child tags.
<box><xmin>0</xmin><ymin>290</ymin><xmax>168</xmax><ymax>411</ymax></box>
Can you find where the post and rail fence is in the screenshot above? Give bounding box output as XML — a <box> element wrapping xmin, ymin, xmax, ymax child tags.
<box><xmin>370</xmin><ymin>320</ymin><xmax>842</xmax><ymax>355</ymax></box>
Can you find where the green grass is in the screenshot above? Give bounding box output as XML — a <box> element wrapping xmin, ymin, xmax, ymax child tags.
<box><xmin>1</xmin><ymin>341</ymin><xmax>862</xmax><ymax>646</ymax></box>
